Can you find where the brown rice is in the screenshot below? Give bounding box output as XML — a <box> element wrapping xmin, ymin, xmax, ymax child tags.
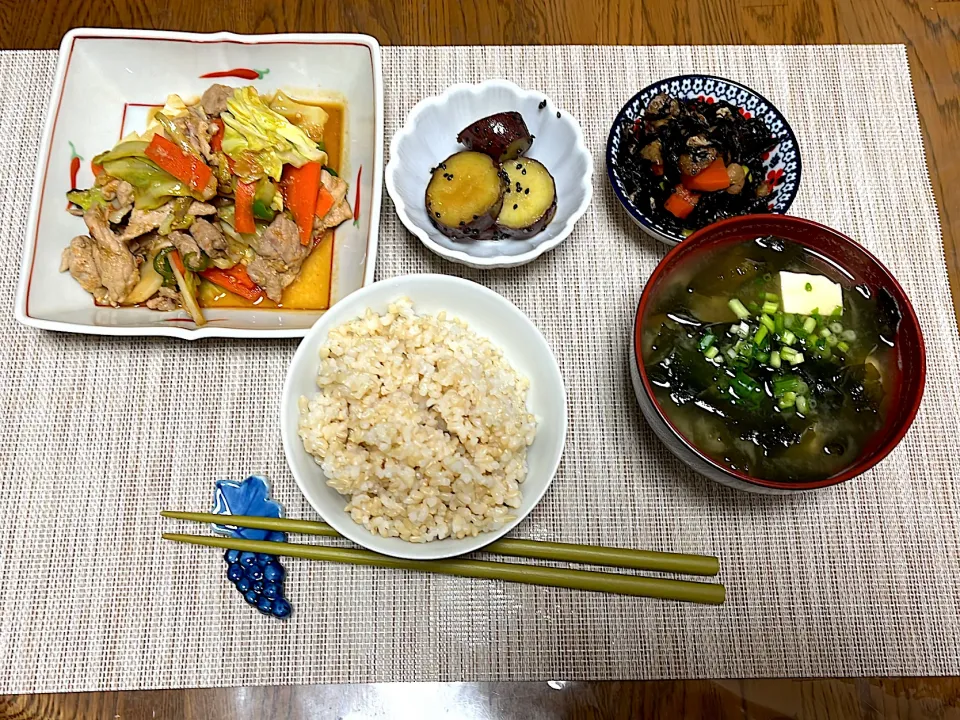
<box><xmin>298</xmin><ymin>297</ymin><xmax>537</xmax><ymax>542</ymax></box>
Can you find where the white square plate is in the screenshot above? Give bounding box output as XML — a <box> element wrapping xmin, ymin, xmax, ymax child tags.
<box><xmin>16</xmin><ymin>29</ymin><xmax>383</xmax><ymax>339</ymax></box>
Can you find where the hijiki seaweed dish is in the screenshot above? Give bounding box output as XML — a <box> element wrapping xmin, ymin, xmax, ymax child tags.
<box><xmin>615</xmin><ymin>92</ymin><xmax>778</xmax><ymax>235</ymax></box>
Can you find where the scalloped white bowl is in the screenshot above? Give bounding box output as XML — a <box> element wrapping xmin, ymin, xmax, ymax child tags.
<box><xmin>386</xmin><ymin>80</ymin><xmax>593</xmax><ymax>269</ymax></box>
<box><xmin>281</xmin><ymin>274</ymin><xmax>567</xmax><ymax>560</ymax></box>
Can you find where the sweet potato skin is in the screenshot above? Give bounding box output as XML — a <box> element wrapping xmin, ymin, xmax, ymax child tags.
<box><xmin>457</xmin><ymin>112</ymin><xmax>534</xmax><ymax>162</ymax></box>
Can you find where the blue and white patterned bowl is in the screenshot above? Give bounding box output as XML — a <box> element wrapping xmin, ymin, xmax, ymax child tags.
<box><xmin>606</xmin><ymin>74</ymin><xmax>802</xmax><ymax>246</ymax></box>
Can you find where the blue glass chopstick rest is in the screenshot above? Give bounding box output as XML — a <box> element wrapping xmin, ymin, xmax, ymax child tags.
<box><xmin>211</xmin><ymin>475</ymin><xmax>292</xmax><ymax>619</ymax></box>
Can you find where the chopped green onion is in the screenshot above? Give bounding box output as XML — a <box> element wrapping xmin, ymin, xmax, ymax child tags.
<box><xmin>819</xmin><ymin>328</ymin><xmax>832</xmax><ymax>338</ymax></box>
<box><xmin>829</xmin><ymin>322</ymin><xmax>844</xmax><ymax>334</ymax></box>
<box><xmin>778</xmin><ymin>392</ymin><xmax>797</xmax><ymax>409</ymax></box>
<box><xmin>774</xmin><ymin>313</ymin><xmax>785</xmax><ymax>335</ymax></box>
<box><xmin>725</xmin><ymin>348</ymin><xmax>738</xmax><ymax>360</ymax></box>
<box><xmin>770</xmin><ymin>350</ymin><xmax>782</xmax><ymax>368</ymax></box>
<box><xmin>784</xmin><ymin>313</ymin><xmax>796</xmax><ymax>329</ymax></box>
<box><xmin>804</xmin><ymin>282</ymin><xmax>813</xmax><ymax>292</ymax></box>
<box><xmin>760</xmin><ymin>314</ymin><xmax>776</xmax><ymax>332</ymax></box>
<box><xmin>837</xmin><ymin>340</ymin><xmax>850</xmax><ymax>353</ymax></box>
<box><xmin>739</xmin><ymin>343</ymin><xmax>754</xmax><ymax>358</ymax></box>
<box><xmin>728</xmin><ymin>298</ymin><xmax>751</xmax><ymax>320</ymax></box>
<box><xmin>753</xmin><ymin>325</ymin><xmax>769</xmax><ymax>345</ymax></box>
<box><xmin>772</xmin><ymin>375</ymin><xmax>801</xmax><ymax>397</ymax></box>
<box><xmin>826</xmin><ymin>334</ymin><xmax>839</xmax><ymax>347</ymax></box>
<box><xmin>765</xmin><ymin>292</ymin><xmax>779</xmax><ymax>303</ymax></box>
<box><xmin>841</xmin><ymin>329</ymin><xmax>857</xmax><ymax>342</ymax></box>
<box><xmin>780</xmin><ymin>346</ymin><xmax>798</xmax><ymax>361</ymax></box>
<box><xmin>802</xmin><ymin>316</ymin><xmax>817</xmax><ymax>334</ymax></box>
<box><xmin>761</xmin><ymin>301</ymin><xmax>779</xmax><ymax>314</ymax></box>
<box><xmin>699</xmin><ymin>334</ymin><xmax>716</xmax><ymax>351</ymax></box>
<box><xmin>795</xmin><ymin>395</ymin><xmax>810</xmax><ymax>414</ymax></box>
<box><xmin>755</xmin><ymin>351</ymin><xmax>770</xmax><ymax>363</ymax></box>
<box><xmin>782</xmin><ymin>330</ymin><xmax>797</xmax><ymax>346</ymax></box>
<box><xmin>789</xmin><ymin>352</ymin><xmax>805</xmax><ymax>365</ymax></box>
<box><xmin>704</xmin><ymin>346</ymin><xmax>719</xmax><ymax>360</ymax></box>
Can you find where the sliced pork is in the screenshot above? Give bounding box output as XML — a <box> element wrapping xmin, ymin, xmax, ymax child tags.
<box><xmin>201</xmin><ymin>84</ymin><xmax>234</xmax><ymax>117</ymax></box>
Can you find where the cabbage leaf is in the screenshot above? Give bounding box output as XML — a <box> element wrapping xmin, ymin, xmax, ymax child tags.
<box><xmin>221</xmin><ymin>86</ymin><xmax>326</xmax><ymax>181</ymax></box>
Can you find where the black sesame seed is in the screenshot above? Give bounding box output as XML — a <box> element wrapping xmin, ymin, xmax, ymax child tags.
<box><xmin>515</xmin><ymin>163</ymin><xmax>522</xmax><ymax>170</ymax></box>
<box><xmin>473</xmin><ymin>215</ymin><xmax>478</xmax><ymax>219</ymax></box>
<box><xmin>539</xmin><ymin>99</ymin><xmax>547</xmax><ymax>110</ymax></box>
<box><xmin>525</xmin><ymin>188</ymin><xmax>530</xmax><ymax>194</ymax></box>
<box><xmin>435</xmin><ymin>212</ymin><xmax>440</xmax><ymax>218</ymax></box>
<box><xmin>506</xmin><ymin>188</ymin><xmax>511</xmax><ymax>193</ymax></box>
<box><xmin>521</xmin><ymin>169</ymin><xmax>527</xmax><ymax>175</ymax></box>
<box><xmin>513</xmin><ymin>204</ymin><xmax>518</xmax><ymax>209</ymax></box>
<box><xmin>556</xmin><ymin>111</ymin><xmax>561</xmax><ymax>118</ymax></box>
<box><xmin>459</xmin><ymin>221</ymin><xmax>465</xmax><ymax>225</ymax></box>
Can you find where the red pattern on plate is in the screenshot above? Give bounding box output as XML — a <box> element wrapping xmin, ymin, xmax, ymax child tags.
<box><xmin>199</xmin><ymin>68</ymin><xmax>269</xmax><ymax>80</ymax></box>
<box><xmin>353</xmin><ymin>166</ymin><xmax>362</xmax><ymax>226</ymax></box>
<box><xmin>66</xmin><ymin>141</ymin><xmax>82</xmax><ymax>209</ymax></box>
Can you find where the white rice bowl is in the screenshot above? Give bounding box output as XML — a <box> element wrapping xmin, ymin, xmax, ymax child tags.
<box><xmin>298</xmin><ymin>297</ymin><xmax>537</xmax><ymax>543</ymax></box>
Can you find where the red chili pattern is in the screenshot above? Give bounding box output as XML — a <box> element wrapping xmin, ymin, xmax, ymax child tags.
<box><xmin>353</xmin><ymin>166</ymin><xmax>362</xmax><ymax>225</ymax></box>
<box><xmin>199</xmin><ymin>68</ymin><xmax>269</xmax><ymax>80</ymax></box>
<box><xmin>68</xmin><ymin>141</ymin><xmax>81</xmax><ymax>189</ymax></box>
<box><xmin>66</xmin><ymin>141</ymin><xmax>82</xmax><ymax>210</ymax></box>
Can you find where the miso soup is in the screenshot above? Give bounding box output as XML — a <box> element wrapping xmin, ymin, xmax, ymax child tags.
<box><xmin>642</xmin><ymin>236</ymin><xmax>900</xmax><ymax>483</ymax></box>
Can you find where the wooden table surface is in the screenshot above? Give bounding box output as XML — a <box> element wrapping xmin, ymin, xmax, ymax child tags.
<box><xmin>2</xmin><ymin>1</ymin><xmax>959</xmax><ymax>718</ymax></box>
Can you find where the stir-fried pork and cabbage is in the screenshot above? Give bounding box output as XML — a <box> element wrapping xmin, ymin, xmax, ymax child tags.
<box><xmin>60</xmin><ymin>85</ymin><xmax>352</xmax><ymax>325</ymax></box>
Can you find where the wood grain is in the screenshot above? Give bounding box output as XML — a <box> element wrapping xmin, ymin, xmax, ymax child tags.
<box><xmin>2</xmin><ymin>678</ymin><xmax>960</xmax><ymax>719</ymax></box>
<box><xmin>1</xmin><ymin>0</ymin><xmax>959</xmax><ymax>717</ymax></box>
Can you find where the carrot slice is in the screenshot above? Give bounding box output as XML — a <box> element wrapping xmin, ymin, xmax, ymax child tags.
<box><xmin>681</xmin><ymin>157</ymin><xmax>730</xmax><ymax>192</ymax></box>
<box><xmin>281</xmin><ymin>162</ymin><xmax>322</xmax><ymax>245</ymax></box>
<box><xmin>234</xmin><ymin>180</ymin><xmax>257</xmax><ymax>234</ymax></box>
<box><xmin>210</xmin><ymin>118</ymin><xmax>225</xmax><ymax>153</ymax></box>
<box><xmin>170</xmin><ymin>248</ymin><xmax>186</xmax><ymax>275</ymax></box>
<box><xmin>144</xmin><ymin>133</ymin><xmax>213</xmax><ymax>194</ymax></box>
<box><xmin>664</xmin><ymin>185</ymin><xmax>700</xmax><ymax>219</ymax></box>
<box><xmin>201</xmin><ymin>265</ymin><xmax>264</xmax><ymax>301</ymax></box>
<box><xmin>315</xmin><ymin>183</ymin><xmax>336</xmax><ymax>219</ymax></box>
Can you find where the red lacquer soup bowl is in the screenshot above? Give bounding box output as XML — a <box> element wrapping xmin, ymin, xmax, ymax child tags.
<box><xmin>630</xmin><ymin>215</ymin><xmax>926</xmax><ymax>493</ymax></box>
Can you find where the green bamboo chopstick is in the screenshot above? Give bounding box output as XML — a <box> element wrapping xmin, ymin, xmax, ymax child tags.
<box><xmin>162</xmin><ymin>532</ymin><xmax>726</xmax><ymax>605</ymax></box>
<box><xmin>160</xmin><ymin>510</ymin><xmax>720</xmax><ymax>577</ymax></box>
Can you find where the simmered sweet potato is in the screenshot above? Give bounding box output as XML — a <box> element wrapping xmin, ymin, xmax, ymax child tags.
<box><xmin>425</xmin><ymin>151</ymin><xmax>506</xmax><ymax>240</ymax></box>
<box><xmin>496</xmin><ymin>158</ymin><xmax>557</xmax><ymax>238</ymax></box>
<box><xmin>457</xmin><ymin>112</ymin><xmax>534</xmax><ymax>163</ymax></box>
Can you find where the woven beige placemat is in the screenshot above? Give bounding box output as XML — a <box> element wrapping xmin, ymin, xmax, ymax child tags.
<box><xmin>0</xmin><ymin>45</ymin><xmax>957</xmax><ymax>694</ymax></box>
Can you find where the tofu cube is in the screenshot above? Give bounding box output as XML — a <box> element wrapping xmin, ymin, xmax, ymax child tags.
<box><xmin>779</xmin><ymin>272</ymin><xmax>842</xmax><ymax>316</ymax></box>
